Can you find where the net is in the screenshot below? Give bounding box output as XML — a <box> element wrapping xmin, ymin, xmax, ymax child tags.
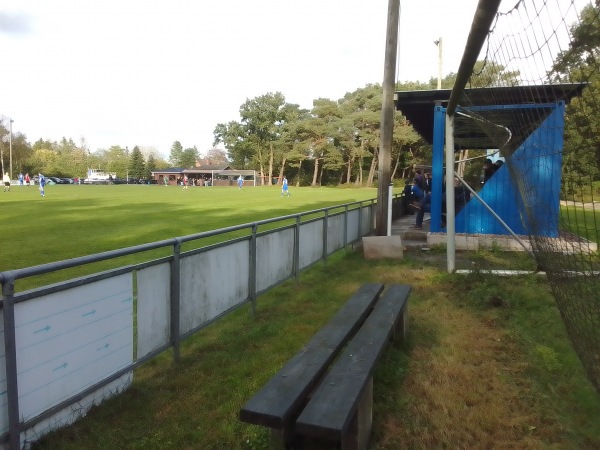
<box><xmin>452</xmin><ymin>0</ymin><xmax>600</xmax><ymax>391</ymax></box>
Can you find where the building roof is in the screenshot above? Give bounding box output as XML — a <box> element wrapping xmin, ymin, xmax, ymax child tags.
<box><xmin>151</xmin><ymin>167</ymin><xmax>185</xmax><ymax>174</ymax></box>
<box><xmin>395</xmin><ymin>83</ymin><xmax>586</xmax><ymax>150</ymax></box>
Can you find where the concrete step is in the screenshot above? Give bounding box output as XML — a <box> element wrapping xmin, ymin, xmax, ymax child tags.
<box><xmin>402</xmin><ymin>230</ymin><xmax>428</xmax><ymax>241</ymax></box>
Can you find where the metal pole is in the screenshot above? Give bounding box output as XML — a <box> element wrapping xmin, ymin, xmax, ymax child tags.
<box><xmin>170</xmin><ymin>239</ymin><xmax>182</xmax><ymax>363</ymax></box>
<box><xmin>454</xmin><ymin>172</ymin><xmax>534</xmax><ymax>255</ymax></box>
<box><xmin>2</xmin><ymin>277</ymin><xmax>21</xmax><ymax>450</ymax></box>
<box><xmin>376</xmin><ymin>0</ymin><xmax>400</xmax><ymax>236</ymax></box>
<box><xmin>447</xmin><ymin>0</ymin><xmax>501</xmax><ymax>116</ymax></box>
<box><xmin>9</xmin><ymin>118</ymin><xmax>13</xmax><ymax>180</ymax></box>
<box><xmin>249</xmin><ymin>224</ymin><xmax>257</xmax><ymax>317</ymax></box>
<box><xmin>387</xmin><ymin>183</ymin><xmax>393</xmax><ymax>236</ymax></box>
<box><xmin>445</xmin><ymin>115</ymin><xmax>456</xmax><ymax>273</ymax></box>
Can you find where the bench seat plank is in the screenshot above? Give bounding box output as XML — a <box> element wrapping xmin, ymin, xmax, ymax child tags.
<box><xmin>295</xmin><ymin>284</ymin><xmax>411</xmax><ymax>440</ymax></box>
<box><xmin>239</xmin><ymin>283</ymin><xmax>385</xmax><ymax>429</ymax></box>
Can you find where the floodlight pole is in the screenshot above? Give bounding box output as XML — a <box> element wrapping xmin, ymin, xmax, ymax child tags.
<box><xmin>435</xmin><ymin>37</ymin><xmax>443</xmax><ymax>89</ymax></box>
<box><xmin>376</xmin><ymin>0</ymin><xmax>400</xmax><ymax>236</ymax></box>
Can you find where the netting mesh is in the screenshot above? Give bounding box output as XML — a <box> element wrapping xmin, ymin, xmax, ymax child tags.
<box><xmin>453</xmin><ymin>0</ymin><xmax>600</xmax><ymax>391</ymax></box>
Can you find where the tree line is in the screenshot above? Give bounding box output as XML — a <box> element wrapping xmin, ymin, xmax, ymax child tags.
<box><xmin>2</xmin><ymin>1</ymin><xmax>599</xmax><ymax>190</ymax></box>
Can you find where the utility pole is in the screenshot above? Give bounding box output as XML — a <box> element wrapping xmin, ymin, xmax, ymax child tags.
<box><xmin>376</xmin><ymin>0</ymin><xmax>400</xmax><ymax>236</ymax></box>
<box><xmin>435</xmin><ymin>37</ymin><xmax>443</xmax><ymax>89</ymax></box>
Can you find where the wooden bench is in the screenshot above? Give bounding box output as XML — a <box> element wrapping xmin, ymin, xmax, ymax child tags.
<box><xmin>295</xmin><ymin>284</ymin><xmax>411</xmax><ymax>449</ymax></box>
<box><xmin>239</xmin><ymin>283</ymin><xmax>385</xmax><ymax>446</ymax></box>
<box><xmin>239</xmin><ymin>283</ymin><xmax>411</xmax><ymax>449</ymax></box>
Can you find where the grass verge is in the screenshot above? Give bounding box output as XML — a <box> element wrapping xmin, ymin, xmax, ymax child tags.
<box><xmin>31</xmin><ymin>249</ymin><xmax>600</xmax><ymax>450</ymax></box>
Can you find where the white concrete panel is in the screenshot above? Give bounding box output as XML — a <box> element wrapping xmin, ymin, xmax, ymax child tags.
<box><xmin>256</xmin><ymin>228</ymin><xmax>294</xmax><ymax>292</ymax></box>
<box><xmin>346</xmin><ymin>209</ymin><xmax>360</xmax><ymax>243</ymax></box>
<box><xmin>19</xmin><ymin>373</ymin><xmax>131</xmax><ymax>450</ymax></box>
<box><xmin>361</xmin><ymin>206</ymin><xmax>374</xmax><ymax>236</ymax></box>
<box><xmin>180</xmin><ymin>241</ymin><xmax>250</xmax><ymax>334</ymax></box>
<box><xmin>14</xmin><ymin>274</ymin><xmax>133</xmax><ymax>423</ymax></box>
<box><xmin>327</xmin><ymin>214</ymin><xmax>346</xmax><ymax>254</ymax></box>
<box><xmin>299</xmin><ymin>221</ymin><xmax>324</xmax><ymax>269</ymax></box>
<box><xmin>137</xmin><ymin>263</ymin><xmax>171</xmax><ymax>359</ymax></box>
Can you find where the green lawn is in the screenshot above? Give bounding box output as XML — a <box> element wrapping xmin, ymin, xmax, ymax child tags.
<box><xmin>1</xmin><ymin>183</ymin><xmax>380</xmax><ymax>274</ymax></box>
<box><xmin>561</xmin><ymin>206</ymin><xmax>600</xmax><ymax>243</ymax></box>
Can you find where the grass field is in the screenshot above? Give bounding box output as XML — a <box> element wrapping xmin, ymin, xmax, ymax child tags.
<box><xmin>0</xmin><ymin>184</ymin><xmax>380</xmax><ymax>281</ymax></box>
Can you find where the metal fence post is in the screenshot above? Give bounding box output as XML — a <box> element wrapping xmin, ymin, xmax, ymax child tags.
<box><xmin>344</xmin><ymin>205</ymin><xmax>349</xmax><ymax>250</ymax></box>
<box><xmin>171</xmin><ymin>239</ymin><xmax>182</xmax><ymax>363</ymax></box>
<box><xmin>294</xmin><ymin>215</ymin><xmax>301</xmax><ymax>281</ymax></box>
<box><xmin>2</xmin><ymin>277</ymin><xmax>21</xmax><ymax>450</ymax></box>
<box><xmin>323</xmin><ymin>209</ymin><xmax>329</xmax><ymax>265</ymax></box>
<box><xmin>358</xmin><ymin>202</ymin><xmax>363</xmax><ymax>238</ymax></box>
<box><xmin>249</xmin><ymin>223</ymin><xmax>257</xmax><ymax>317</ymax></box>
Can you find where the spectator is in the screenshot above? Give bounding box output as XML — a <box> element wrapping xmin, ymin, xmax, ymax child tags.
<box><xmin>3</xmin><ymin>172</ymin><xmax>10</xmax><ymax>192</ymax></box>
<box><xmin>494</xmin><ymin>159</ymin><xmax>504</xmax><ymax>172</ymax></box>
<box><xmin>424</xmin><ymin>172</ymin><xmax>432</xmax><ymax>193</ymax></box>
<box><xmin>482</xmin><ymin>159</ymin><xmax>494</xmax><ymax>184</ymax></box>
<box><xmin>414</xmin><ymin>169</ymin><xmax>425</xmax><ymax>190</ymax></box>
<box><xmin>410</xmin><ymin>178</ymin><xmax>424</xmax><ymax>204</ymax></box>
<box><xmin>411</xmin><ymin>192</ymin><xmax>431</xmax><ymax>230</ymax></box>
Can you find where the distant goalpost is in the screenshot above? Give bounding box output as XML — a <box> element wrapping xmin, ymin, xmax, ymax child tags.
<box><xmin>214</xmin><ymin>169</ymin><xmax>257</xmax><ymax>187</ymax></box>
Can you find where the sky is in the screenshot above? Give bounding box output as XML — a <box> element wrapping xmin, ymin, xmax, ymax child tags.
<box><xmin>1</xmin><ymin>0</ymin><xmax>481</xmax><ymax>158</ymax></box>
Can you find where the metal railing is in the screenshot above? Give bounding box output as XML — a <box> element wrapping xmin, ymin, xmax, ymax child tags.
<box><xmin>0</xmin><ymin>195</ymin><xmax>405</xmax><ymax>449</ymax></box>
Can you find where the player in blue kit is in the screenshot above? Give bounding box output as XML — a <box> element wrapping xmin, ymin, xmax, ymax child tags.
<box><xmin>39</xmin><ymin>174</ymin><xmax>46</xmax><ymax>197</ymax></box>
<box><xmin>281</xmin><ymin>176</ymin><xmax>290</xmax><ymax>197</ymax></box>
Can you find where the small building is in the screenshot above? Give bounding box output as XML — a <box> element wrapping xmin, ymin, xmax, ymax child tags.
<box><xmin>151</xmin><ymin>166</ymin><xmax>257</xmax><ymax>187</ymax></box>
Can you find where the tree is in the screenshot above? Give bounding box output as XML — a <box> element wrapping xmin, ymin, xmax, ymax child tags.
<box><xmin>181</xmin><ymin>146</ymin><xmax>199</xmax><ymax>168</ymax></box>
<box><xmin>213</xmin><ymin>121</ymin><xmax>253</xmax><ymax>168</ymax></box>
<box><xmin>0</xmin><ymin>123</ymin><xmax>32</xmax><ymax>176</ymax></box>
<box><xmin>551</xmin><ymin>2</ymin><xmax>600</xmax><ymax>186</ymax></box>
<box><xmin>205</xmin><ymin>148</ymin><xmax>229</xmax><ymax>165</ymax></box>
<box><xmin>146</xmin><ymin>153</ymin><xmax>157</xmax><ymax>179</ymax></box>
<box><xmin>129</xmin><ymin>146</ymin><xmax>146</xmax><ymax>179</ymax></box>
<box><xmin>168</xmin><ymin>141</ymin><xmax>184</xmax><ymax>166</ymax></box>
<box><xmin>239</xmin><ymin>92</ymin><xmax>287</xmax><ymax>185</ymax></box>
<box><xmin>214</xmin><ymin>92</ymin><xmax>289</xmax><ymax>185</ymax></box>
<box><xmin>468</xmin><ymin>60</ymin><xmax>520</xmax><ymax>88</ymax></box>
<box><xmin>275</xmin><ymin>103</ymin><xmax>310</xmax><ymax>184</ymax></box>
<box><xmin>304</xmin><ymin>98</ymin><xmax>343</xmax><ymax>186</ymax></box>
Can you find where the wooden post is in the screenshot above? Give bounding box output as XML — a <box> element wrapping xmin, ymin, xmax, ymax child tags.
<box><xmin>376</xmin><ymin>0</ymin><xmax>400</xmax><ymax>236</ymax></box>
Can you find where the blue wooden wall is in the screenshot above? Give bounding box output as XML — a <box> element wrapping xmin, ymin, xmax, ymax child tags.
<box><xmin>431</xmin><ymin>101</ymin><xmax>565</xmax><ymax>238</ymax></box>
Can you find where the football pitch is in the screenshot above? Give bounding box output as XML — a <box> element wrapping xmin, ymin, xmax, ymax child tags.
<box><xmin>1</xmin><ymin>184</ymin><xmax>380</xmax><ymax>273</ymax></box>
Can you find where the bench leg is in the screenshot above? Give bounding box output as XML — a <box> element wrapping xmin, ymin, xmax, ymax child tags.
<box><xmin>398</xmin><ymin>302</ymin><xmax>408</xmax><ymax>343</ymax></box>
<box><xmin>269</xmin><ymin>428</ymin><xmax>286</xmax><ymax>450</ymax></box>
<box><xmin>341</xmin><ymin>377</ymin><xmax>373</xmax><ymax>450</ymax></box>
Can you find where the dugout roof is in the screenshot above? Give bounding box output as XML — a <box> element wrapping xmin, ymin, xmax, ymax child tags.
<box><xmin>396</xmin><ymin>83</ymin><xmax>586</xmax><ymax>150</ymax></box>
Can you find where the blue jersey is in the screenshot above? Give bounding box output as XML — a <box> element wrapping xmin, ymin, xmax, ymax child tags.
<box><xmin>282</xmin><ymin>178</ymin><xmax>288</xmax><ymax>190</ymax></box>
<box><xmin>39</xmin><ymin>176</ymin><xmax>46</xmax><ymax>187</ymax></box>
<box><xmin>411</xmin><ymin>184</ymin><xmax>423</xmax><ymax>200</ymax></box>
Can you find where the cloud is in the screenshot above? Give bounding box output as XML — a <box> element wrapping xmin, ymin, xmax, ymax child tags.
<box><xmin>0</xmin><ymin>11</ymin><xmax>32</xmax><ymax>34</ymax></box>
